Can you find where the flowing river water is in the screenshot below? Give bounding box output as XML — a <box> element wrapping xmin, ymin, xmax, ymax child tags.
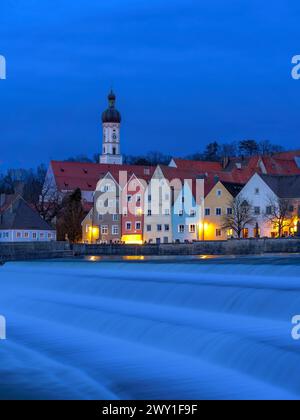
<box><xmin>0</xmin><ymin>255</ymin><xmax>300</xmax><ymax>400</ymax></box>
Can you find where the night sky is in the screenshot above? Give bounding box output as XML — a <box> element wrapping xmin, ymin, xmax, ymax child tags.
<box><xmin>0</xmin><ymin>0</ymin><xmax>300</xmax><ymax>171</ymax></box>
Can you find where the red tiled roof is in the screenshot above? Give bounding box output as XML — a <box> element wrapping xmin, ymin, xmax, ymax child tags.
<box><xmin>172</xmin><ymin>158</ymin><xmax>222</xmax><ymax>172</ymax></box>
<box><xmin>50</xmin><ymin>150</ymin><xmax>300</xmax><ymax>202</ymax></box>
<box><xmin>50</xmin><ymin>161</ymin><xmax>156</xmax><ymax>192</ymax></box>
<box><xmin>272</xmin><ymin>150</ymin><xmax>300</xmax><ymax>160</ymax></box>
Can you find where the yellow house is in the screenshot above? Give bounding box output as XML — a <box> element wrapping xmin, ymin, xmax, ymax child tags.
<box><xmin>203</xmin><ymin>181</ymin><xmax>244</xmax><ymax>241</ymax></box>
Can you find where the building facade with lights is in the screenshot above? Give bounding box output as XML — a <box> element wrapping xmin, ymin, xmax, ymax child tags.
<box><xmin>237</xmin><ymin>173</ymin><xmax>300</xmax><ymax>238</ymax></box>
<box><xmin>203</xmin><ymin>181</ymin><xmax>244</xmax><ymax>241</ymax></box>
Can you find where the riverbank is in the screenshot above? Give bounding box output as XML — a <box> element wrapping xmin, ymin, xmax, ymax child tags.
<box><xmin>1</xmin><ymin>238</ymin><xmax>300</xmax><ymax>263</ymax></box>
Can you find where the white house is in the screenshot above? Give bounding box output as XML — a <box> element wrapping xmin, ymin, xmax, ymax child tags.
<box><xmin>143</xmin><ymin>166</ymin><xmax>174</xmax><ymax>244</ymax></box>
<box><xmin>0</xmin><ymin>194</ymin><xmax>56</xmax><ymax>242</ymax></box>
<box><xmin>237</xmin><ymin>173</ymin><xmax>300</xmax><ymax>238</ymax></box>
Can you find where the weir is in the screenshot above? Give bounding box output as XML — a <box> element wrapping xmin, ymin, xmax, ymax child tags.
<box><xmin>0</xmin><ymin>258</ymin><xmax>300</xmax><ymax>399</ymax></box>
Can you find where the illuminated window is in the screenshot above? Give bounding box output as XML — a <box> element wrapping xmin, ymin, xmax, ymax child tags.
<box><xmin>243</xmin><ymin>228</ymin><xmax>249</xmax><ymax>239</ymax></box>
<box><xmin>189</xmin><ymin>224</ymin><xmax>196</xmax><ymax>233</ymax></box>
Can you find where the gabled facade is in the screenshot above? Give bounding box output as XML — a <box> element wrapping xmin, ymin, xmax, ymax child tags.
<box><xmin>121</xmin><ymin>174</ymin><xmax>147</xmax><ymax>244</ymax></box>
<box><xmin>237</xmin><ymin>173</ymin><xmax>300</xmax><ymax>238</ymax></box>
<box><xmin>203</xmin><ymin>181</ymin><xmax>244</xmax><ymax>240</ymax></box>
<box><xmin>82</xmin><ymin>172</ymin><xmax>121</xmax><ymax>244</ymax></box>
<box><xmin>143</xmin><ymin>166</ymin><xmax>174</xmax><ymax>244</ymax></box>
<box><xmin>172</xmin><ymin>178</ymin><xmax>204</xmax><ymax>243</ymax></box>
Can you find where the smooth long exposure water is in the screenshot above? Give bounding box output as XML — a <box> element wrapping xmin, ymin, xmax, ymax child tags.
<box><xmin>0</xmin><ymin>255</ymin><xmax>300</xmax><ymax>400</ymax></box>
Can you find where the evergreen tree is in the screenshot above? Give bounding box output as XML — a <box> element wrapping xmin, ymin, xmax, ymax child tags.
<box><xmin>58</xmin><ymin>188</ymin><xmax>85</xmax><ymax>243</ymax></box>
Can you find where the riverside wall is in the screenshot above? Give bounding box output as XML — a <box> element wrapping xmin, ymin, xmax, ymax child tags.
<box><xmin>1</xmin><ymin>238</ymin><xmax>300</xmax><ymax>264</ymax></box>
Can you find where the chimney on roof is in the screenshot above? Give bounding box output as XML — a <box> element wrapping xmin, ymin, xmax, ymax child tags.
<box><xmin>222</xmin><ymin>156</ymin><xmax>229</xmax><ymax>169</ymax></box>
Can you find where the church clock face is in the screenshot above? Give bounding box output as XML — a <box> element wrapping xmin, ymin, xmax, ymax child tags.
<box><xmin>112</xmin><ymin>134</ymin><xmax>117</xmax><ymax>140</ymax></box>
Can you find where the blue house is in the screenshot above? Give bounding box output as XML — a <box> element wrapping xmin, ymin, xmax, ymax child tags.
<box><xmin>172</xmin><ymin>178</ymin><xmax>204</xmax><ymax>243</ymax></box>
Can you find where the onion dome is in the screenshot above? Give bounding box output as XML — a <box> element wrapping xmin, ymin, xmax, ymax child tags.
<box><xmin>102</xmin><ymin>90</ymin><xmax>121</xmax><ymax>123</ymax></box>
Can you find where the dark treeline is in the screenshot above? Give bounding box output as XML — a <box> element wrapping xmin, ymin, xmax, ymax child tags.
<box><xmin>0</xmin><ymin>139</ymin><xmax>284</xmax><ymax>198</ymax></box>
<box><xmin>63</xmin><ymin>139</ymin><xmax>284</xmax><ymax>166</ymax></box>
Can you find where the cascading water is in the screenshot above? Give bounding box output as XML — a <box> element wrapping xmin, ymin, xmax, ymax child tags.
<box><xmin>0</xmin><ymin>256</ymin><xmax>300</xmax><ymax>400</ymax></box>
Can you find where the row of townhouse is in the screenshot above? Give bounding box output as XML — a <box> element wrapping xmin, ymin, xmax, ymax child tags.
<box><xmin>81</xmin><ymin>166</ymin><xmax>205</xmax><ymax>244</ymax></box>
<box><xmin>81</xmin><ymin>170</ymin><xmax>300</xmax><ymax>244</ymax></box>
<box><xmin>43</xmin><ymin>150</ymin><xmax>300</xmax><ymax>244</ymax></box>
<box><xmin>201</xmin><ymin>173</ymin><xmax>300</xmax><ymax>240</ymax></box>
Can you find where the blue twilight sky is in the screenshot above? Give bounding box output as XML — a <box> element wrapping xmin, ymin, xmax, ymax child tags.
<box><xmin>0</xmin><ymin>0</ymin><xmax>300</xmax><ymax>171</ymax></box>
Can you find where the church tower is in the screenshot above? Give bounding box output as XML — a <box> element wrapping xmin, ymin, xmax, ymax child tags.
<box><xmin>100</xmin><ymin>90</ymin><xmax>123</xmax><ymax>165</ymax></box>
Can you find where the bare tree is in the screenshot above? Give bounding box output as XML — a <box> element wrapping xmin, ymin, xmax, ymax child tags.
<box><xmin>221</xmin><ymin>195</ymin><xmax>256</xmax><ymax>239</ymax></box>
<box><xmin>35</xmin><ymin>181</ymin><xmax>63</xmax><ymax>224</ymax></box>
<box><xmin>264</xmin><ymin>197</ymin><xmax>295</xmax><ymax>237</ymax></box>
